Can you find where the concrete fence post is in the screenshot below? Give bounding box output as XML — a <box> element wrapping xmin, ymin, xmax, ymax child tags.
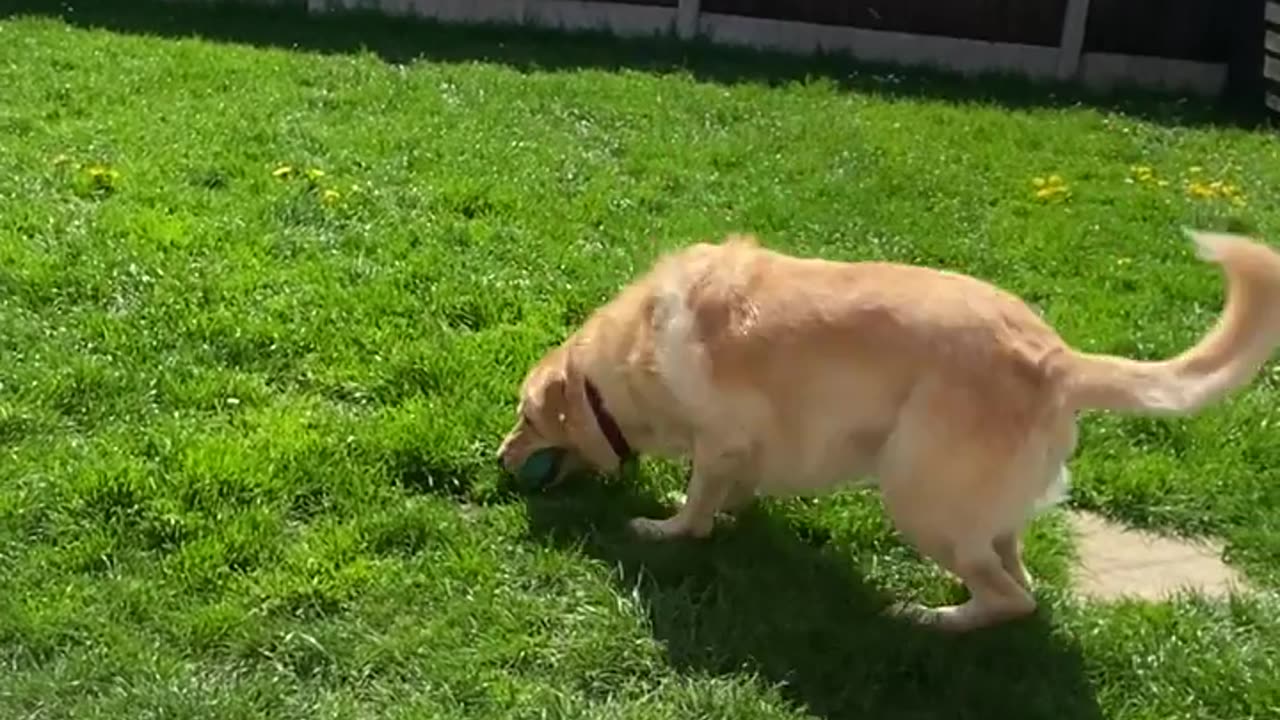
<box><xmin>1056</xmin><ymin>0</ymin><xmax>1090</xmax><ymax>80</ymax></box>
<box><xmin>677</xmin><ymin>0</ymin><xmax>700</xmax><ymax>40</ymax></box>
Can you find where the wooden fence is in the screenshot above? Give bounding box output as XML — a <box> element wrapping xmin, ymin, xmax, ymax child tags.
<box><xmin>201</xmin><ymin>0</ymin><xmax>1275</xmax><ymax>104</ymax></box>
<box><xmin>1268</xmin><ymin>1</ymin><xmax>1280</xmax><ymax>113</ymax></box>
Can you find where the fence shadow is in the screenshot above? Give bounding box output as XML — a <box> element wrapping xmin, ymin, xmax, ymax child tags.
<box><xmin>520</xmin><ymin>478</ymin><xmax>1104</xmax><ymax>720</ymax></box>
<box><xmin>1</xmin><ymin>0</ymin><xmax>1267</xmax><ymax>130</ymax></box>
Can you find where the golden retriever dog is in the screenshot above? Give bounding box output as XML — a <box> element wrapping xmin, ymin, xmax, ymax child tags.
<box><xmin>497</xmin><ymin>230</ymin><xmax>1280</xmax><ymax>632</ymax></box>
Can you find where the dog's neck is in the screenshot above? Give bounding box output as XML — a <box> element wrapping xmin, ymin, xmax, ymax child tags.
<box><xmin>584</xmin><ymin>377</ymin><xmax>633</xmax><ymax>461</ymax></box>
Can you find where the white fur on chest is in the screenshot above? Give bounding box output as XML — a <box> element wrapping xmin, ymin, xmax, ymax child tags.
<box><xmin>648</xmin><ymin>273</ymin><xmax>767</xmax><ymax>446</ymax></box>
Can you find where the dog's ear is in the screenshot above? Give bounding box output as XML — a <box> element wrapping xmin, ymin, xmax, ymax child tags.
<box><xmin>523</xmin><ymin>347</ymin><xmax>568</xmax><ymax>419</ymax></box>
<box><xmin>541</xmin><ymin>371</ymin><xmax>568</xmax><ymax>425</ymax></box>
<box><xmin>540</xmin><ymin>351</ymin><xmax>576</xmax><ymax>432</ymax></box>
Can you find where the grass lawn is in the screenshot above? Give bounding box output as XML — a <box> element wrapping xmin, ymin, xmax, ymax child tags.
<box><xmin>2</xmin><ymin>1</ymin><xmax>1279</xmax><ymax>717</ymax></box>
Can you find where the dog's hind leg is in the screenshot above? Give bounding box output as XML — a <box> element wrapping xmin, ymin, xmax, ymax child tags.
<box><xmin>720</xmin><ymin>476</ymin><xmax>759</xmax><ymax>514</ymax></box>
<box><xmin>881</xmin><ymin>453</ymin><xmax>1043</xmax><ymax>632</ymax></box>
<box><xmin>993</xmin><ymin>532</ymin><xmax>1032</xmax><ymax>593</ymax></box>
<box><xmin>889</xmin><ymin>533</ymin><xmax>1036</xmax><ymax>632</ymax></box>
<box><xmin>876</xmin><ymin>378</ymin><xmax>1054</xmax><ymax>632</ymax></box>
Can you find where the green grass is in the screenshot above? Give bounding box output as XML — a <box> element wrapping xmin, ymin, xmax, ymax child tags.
<box><xmin>2</xmin><ymin>1</ymin><xmax>1279</xmax><ymax>717</ymax></box>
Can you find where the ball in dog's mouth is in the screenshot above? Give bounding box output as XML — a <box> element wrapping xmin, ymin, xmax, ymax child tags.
<box><xmin>515</xmin><ymin>447</ymin><xmax>564</xmax><ymax>491</ymax></box>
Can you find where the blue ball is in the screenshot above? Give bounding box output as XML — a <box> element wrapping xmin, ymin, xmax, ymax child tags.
<box><xmin>517</xmin><ymin>448</ymin><xmax>562</xmax><ymax>488</ymax></box>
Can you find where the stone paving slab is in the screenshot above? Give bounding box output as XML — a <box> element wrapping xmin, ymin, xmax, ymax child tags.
<box><xmin>1067</xmin><ymin>510</ymin><xmax>1249</xmax><ymax>601</ymax></box>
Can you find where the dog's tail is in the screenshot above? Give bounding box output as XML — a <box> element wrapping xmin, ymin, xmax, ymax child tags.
<box><xmin>1053</xmin><ymin>230</ymin><xmax>1280</xmax><ymax>415</ymax></box>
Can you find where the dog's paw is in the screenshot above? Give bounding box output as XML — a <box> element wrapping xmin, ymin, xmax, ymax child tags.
<box><xmin>885</xmin><ymin>601</ymin><xmax>1008</xmax><ymax>633</ymax></box>
<box><xmin>629</xmin><ymin>515</ymin><xmax>718</xmax><ymax>540</ymax></box>
<box><xmin>628</xmin><ymin>516</ymin><xmax>683</xmax><ymax>540</ymax></box>
<box><xmin>884</xmin><ymin>601</ymin><xmax>961</xmax><ymax>631</ymax></box>
<box><xmin>885</xmin><ymin>601</ymin><xmax>932</xmax><ymax>623</ymax></box>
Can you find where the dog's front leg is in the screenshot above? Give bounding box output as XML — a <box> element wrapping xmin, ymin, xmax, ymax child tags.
<box><xmin>630</xmin><ymin>441</ymin><xmax>746</xmax><ymax>540</ymax></box>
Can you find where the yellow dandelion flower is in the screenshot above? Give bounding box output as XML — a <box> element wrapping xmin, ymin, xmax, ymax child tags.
<box><xmin>322</xmin><ymin>189</ymin><xmax>341</xmax><ymax>205</ymax></box>
<box><xmin>1030</xmin><ymin>174</ymin><xmax>1069</xmax><ymax>201</ymax></box>
<box><xmin>1129</xmin><ymin>165</ymin><xmax>1157</xmax><ymax>184</ymax></box>
<box><xmin>272</xmin><ymin>165</ymin><xmax>294</xmax><ymax>179</ymax></box>
<box><xmin>306</xmin><ymin>168</ymin><xmax>326</xmax><ymax>182</ymax></box>
<box><xmin>78</xmin><ymin>164</ymin><xmax>121</xmax><ymax>196</ymax></box>
<box><xmin>1185</xmin><ymin>181</ymin><xmax>1217</xmax><ymax>199</ymax></box>
<box><xmin>85</xmin><ymin>165</ymin><xmax>121</xmax><ymax>183</ymax></box>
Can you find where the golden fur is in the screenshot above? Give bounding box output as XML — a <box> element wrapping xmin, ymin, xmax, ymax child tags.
<box><xmin>498</xmin><ymin>230</ymin><xmax>1280</xmax><ymax>632</ymax></box>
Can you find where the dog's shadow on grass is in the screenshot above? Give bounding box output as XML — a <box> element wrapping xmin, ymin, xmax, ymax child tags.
<box><xmin>522</xmin><ymin>479</ymin><xmax>1103</xmax><ymax>720</ymax></box>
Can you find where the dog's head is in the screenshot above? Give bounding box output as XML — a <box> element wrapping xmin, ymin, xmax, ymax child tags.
<box><xmin>496</xmin><ymin>344</ymin><xmax>624</xmax><ymax>487</ymax></box>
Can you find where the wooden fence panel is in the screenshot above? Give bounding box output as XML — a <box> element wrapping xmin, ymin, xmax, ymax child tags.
<box><xmin>1084</xmin><ymin>0</ymin><xmax>1231</xmax><ymax>62</ymax></box>
<box><xmin>267</xmin><ymin>0</ymin><xmax>1238</xmax><ymax>97</ymax></box>
<box><xmin>699</xmin><ymin>0</ymin><xmax>1067</xmax><ymax>46</ymax></box>
<box><xmin>1267</xmin><ymin>2</ymin><xmax>1280</xmax><ymax>115</ymax></box>
<box><xmin>592</xmin><ymin>0</ymin><xmax>676</xmax><ymax>6</ymax></box>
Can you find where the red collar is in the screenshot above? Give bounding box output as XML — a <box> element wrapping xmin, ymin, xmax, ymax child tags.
<box><xmin>584</xmin><ymin>378</ymin><xmax>633</xmax><ymax>461</ymax></box>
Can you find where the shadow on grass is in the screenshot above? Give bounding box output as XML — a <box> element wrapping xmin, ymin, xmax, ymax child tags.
<box><xmin>522</xmin><ymin>478</ymin><xmax>1103</xmax><ymax>720</ymax></box>
<box><xmin>1</xmin><ymin>0</ymin><xmax>1266</xmax><ymax>131</ymax></box>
